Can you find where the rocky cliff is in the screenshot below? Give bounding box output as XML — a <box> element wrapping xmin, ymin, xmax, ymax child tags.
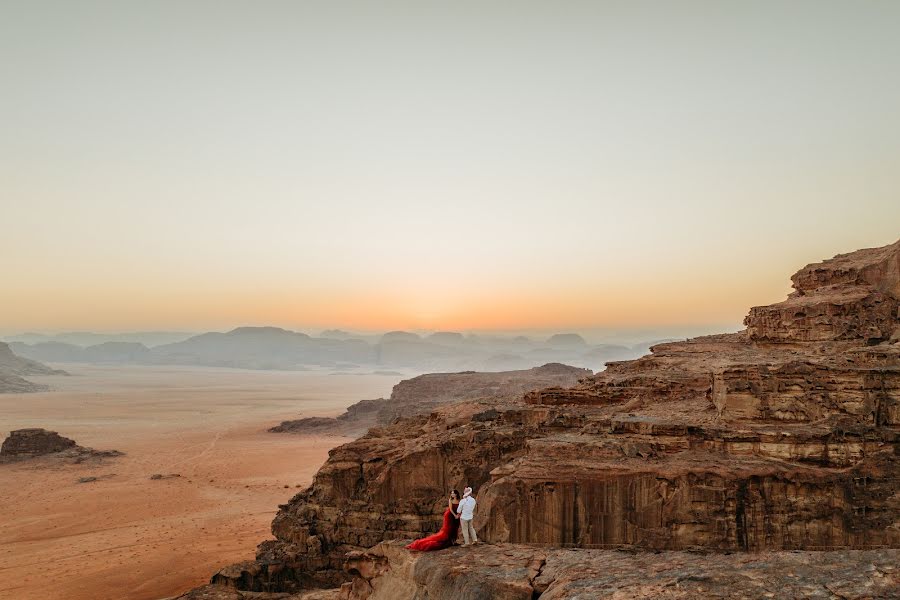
<box><xmin>270</xmin><ymin>363</ymin><xmax>591</xmax><ymax>437</ymax></box>
<box><xmin>193</xmin><ymin>239</ymin><xmax>899</xmax><ymax>597</ymax></box>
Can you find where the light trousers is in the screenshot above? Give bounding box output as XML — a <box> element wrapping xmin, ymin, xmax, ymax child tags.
<box><xmin>460</xmin><ymin>518</ymin><xmax>477</xmax><ymax>545</ymax></box>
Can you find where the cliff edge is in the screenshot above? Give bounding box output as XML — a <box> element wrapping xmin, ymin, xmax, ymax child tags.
<box><xmin>183</xmin><ymin>239</ymin><xmax>900</xmax><ymax>598</ymax></box>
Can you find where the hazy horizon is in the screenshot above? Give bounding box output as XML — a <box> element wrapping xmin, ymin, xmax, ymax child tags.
<box><xmin>1</xmin><ymin>322</ymin><xmax>734</xmax><ymax>347</ymax></box>
<box><xmin>3</xmin><ymin>2</ymin><xmax>899</xmax><ymax>333</ymax></box>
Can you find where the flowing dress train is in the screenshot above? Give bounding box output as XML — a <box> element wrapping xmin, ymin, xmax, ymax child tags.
<box><xmin>406</xmin><ymin>506</ymin><xmax>460</xmax><ymax>551</ymax></box>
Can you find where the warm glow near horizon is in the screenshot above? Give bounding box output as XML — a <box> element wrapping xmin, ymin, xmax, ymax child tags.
<box><xmin>2</xmin><ymin>2</ymin><xmax>899</xmax><ymax>336</ymax></box>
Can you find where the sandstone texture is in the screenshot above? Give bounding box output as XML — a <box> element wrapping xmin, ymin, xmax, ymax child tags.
<box><xmin>269</xmin><ymin>364</ymin><xmax>591</xmax><ymax>437</ymax></box>
<box><xmin>745</xmin><ymin>239</ymin><xmax>900</xmax><ymax>343</ymax></box>
<box><xmin>339</xmin><ymin>541</ymin><xmax>898</xmax><ymax>600</ymax></box>
<box><xmin>194</xmin><ymin>240</ymin><xmax>900</xmax><ymax>598</ymax></box>
<box><xmin>0</xmin><ymin>341</ymin><xmax>66</xmax><ymax>392</ymax></box>
<box><xmin>0</xmin><ymin>428</ymin><xmax>123</xmax><ymax>464</ymax></box>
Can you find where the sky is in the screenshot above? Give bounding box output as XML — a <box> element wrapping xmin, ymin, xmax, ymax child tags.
<box><xmin>2</xmin><ymin>1</ymin><xmax>899</xmax><ymax>336</ymax></box>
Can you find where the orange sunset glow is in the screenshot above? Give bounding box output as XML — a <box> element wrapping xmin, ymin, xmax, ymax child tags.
<box><xmin>2</xmin><ymin>2</ymin><xmax>899</xmax><ymax>337</ymax></box>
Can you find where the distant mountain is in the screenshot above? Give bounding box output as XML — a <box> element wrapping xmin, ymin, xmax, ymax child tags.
<box><xmin>10</xmin><ymin>342</ymin><xmax>85</xmax><ymax>362</ymax></box>
<box><xmin>546</xmin><ymin>333</ymin><xmax>588</xmax><ymax>347</ymax></box>
<box><xmin>320</xmin><ymin>329</ymin><xmax>353</xmax><ymax>339</ymax></box>
<box><xmin>0</xmin><ymin>342</ymin><xmax>66</xmax><ymax>393</ymax></box>
<box><xmin>149</xmin><ymin>326</ymin><xmax>373</xmax><ymax>369</ymax></box>
<box><xmin>426</xmin><ymin>332</ymin><xmax>465</xmax><ymax>345</ymax></box>
<box><xmin>10</xmin><ymin>341</ymin><xmax>151</xmax><ymax>364</ymax></box>
<box><xmin>0</xmin><ymin>343</ymin><xmax>66</xmax><ymax>377</ymax></box>
<box><xmin>5</xmin><ymin>327</ymin><xmax>665</xmax><ymax>372</ymax></box>
<box><xmin>380</xmin><ymin>331</ymin><xmax>422</xmax><ymax>343</ymax></box>
<box><xmin>84</xmin><ymin>342</ymin><xmax>151</xmax><ymax>363</ymax></box>
<box><xmin>3</xmin><ymin>331</ymin><xmax>193</xmax><ymax>347</ymax></box>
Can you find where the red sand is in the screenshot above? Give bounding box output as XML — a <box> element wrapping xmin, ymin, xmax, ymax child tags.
<box><xmin>0</xmin><ymin>365</ymin><xmax>400</xmax><ymax>600</ymax></box>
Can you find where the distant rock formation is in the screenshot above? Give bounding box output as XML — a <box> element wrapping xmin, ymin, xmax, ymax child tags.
<box><xmin>269</xmin><ymin>364</ymin><xmax>591</xmax><ymax>437</ymax></box>
<box><xmin>0</xmin><ymin>342</ymin><xmax>67</xmax><ymax>393</ymax></box>
<box><xmin>545</xmin><ymin>333</ymin><xmax>587</xmax><ymax>347</ymax></box>
<box><xmin>191</xmin><ymin>238</ymin><xmax>899</xmax><ymax>596</ymax></box>
<box><xmin>4</xmin><ymin>330</ymin><xmax>192</xmax><ymax>347</ymax></box>
<box><xmin>320</xmin><ymin>329</ymin><xmax>355</xmax><ymax>340</ymax></box>
<box><xmin>147</xmin><ymin>327</ymin><xmax>373</xmax><ymax>370</ymax></box>
<box><xmin>83</xmin><ymin>341</ymin><xmax>151</xmax><ymax>362</ymax></box>
<box><xmin>1</xmin><ymin>428</ymin><xmax>76</xmax><ymax>456</ymax></box>
<box><xmin>13</xmin><ymin>340</ymin><xmax>153</xmax><ymax>364</ymax></box>
<box><xmin>379</xmin><ymin>331</ymin><xmax>421</xmax><ymax>343</ymax></box>
<box><xmin>7</xmin><ymin>327</ymin><xmax>647</xmax><ymax>372</ymax></box>
<box><xmin>424</xmin><ymin>332</ymin><xmax>465</xmax><ymax>345</ymax></box>
<box><xmin>9</xmin><ymin>341</ymin><xmax>86</xmax><ymax>363</ymax></box>
<box><xmin>0</xmin><ymin>428</ymin><xmax>123</xmax><ymax>464</ymax></box>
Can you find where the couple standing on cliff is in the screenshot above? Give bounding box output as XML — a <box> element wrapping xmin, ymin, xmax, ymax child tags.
<box><xmin>406</xmin><ymin>487</ymin><xmax>478</xmax><ymax>551</ymax></box>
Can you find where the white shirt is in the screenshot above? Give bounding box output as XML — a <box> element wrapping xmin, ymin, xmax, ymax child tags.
<box><xmin>458</xmin><ymin>495</ymin><xmax>476</xmax><ymax>520</ymax></box>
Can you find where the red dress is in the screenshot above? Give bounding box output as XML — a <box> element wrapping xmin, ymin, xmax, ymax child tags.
<box><xmin>406</xmin><ymin>504</ymin><xmax>460</xmax><ymax>551</ymax></box>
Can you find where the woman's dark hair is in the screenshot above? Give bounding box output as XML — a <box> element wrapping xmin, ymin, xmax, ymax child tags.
<box><xmin>451</xmin><ymin>489</ymin><xmax>461</xmax><ymax>501</ymax></box>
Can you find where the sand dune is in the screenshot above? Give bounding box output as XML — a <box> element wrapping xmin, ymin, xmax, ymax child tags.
<box><xmin>0</xmin><ymin>365</ymin><xmax>400</xmax><ymax>600</ymax></box>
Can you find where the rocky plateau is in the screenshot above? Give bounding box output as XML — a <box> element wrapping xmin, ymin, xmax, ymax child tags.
<box><xmin>177</xmin><ymin>239</ymin><xmax>900</xmax><ymax>599</ymax></box>
<box><xmin>269</xmin><ymin>363</ymin><xmax>591</xmax><ymax>437</ymax></box>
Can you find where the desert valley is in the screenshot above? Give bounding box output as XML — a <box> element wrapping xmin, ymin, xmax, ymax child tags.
<box><xmin>0</xmin><ymin>365</ymin><xmax>396</xmax><ymax>599</ymax></box>
<box><xmin>1</xmin><ymin>239</ymin><xmax>898</xmax><ymax>599</ymax></box>
<box><xmin>4</xmin><ymin>3</ymin><xmax>900</xmax><ymax>598</ymax></box>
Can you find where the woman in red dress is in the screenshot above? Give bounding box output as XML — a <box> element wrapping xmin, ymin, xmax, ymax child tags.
<box><xmin>406</xmin><ymin>490</ymin><xmax>461</xmax><ymax>551</ymax></box>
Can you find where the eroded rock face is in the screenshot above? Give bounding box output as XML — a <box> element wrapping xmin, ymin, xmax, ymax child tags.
<box><xmin>269</xmin><ymin>364</ymin><xmax>591</xmax><ymax>437</ymax></box>
<box><xmin>340</xmin><ymin>542</ymin><xmax>899</xmax><ymax>600</ymax></box>
<box><xmin>205</xmin><ymin>239</ymin><xmax>899</xmax><ymax>594</ymax></box>
<box><xmin>745</xmin><ymin>239</ymin><xmax>900</xmax><ymax>343</ymax></box>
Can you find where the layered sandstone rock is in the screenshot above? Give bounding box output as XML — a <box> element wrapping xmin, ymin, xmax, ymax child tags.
<box><xmin>201</xmin><ymin>239</ymin><xmax>899</xmax><ymax>595</ymax></box>
<box><xmin>745</xmin><ymin>239</ymin><xmax>900</xmax><ymax>343</ymax></box>
<box><xmin>270</xmin><ymin>364</ymin><xmax>591</xmax><ymax>437</ymax></box>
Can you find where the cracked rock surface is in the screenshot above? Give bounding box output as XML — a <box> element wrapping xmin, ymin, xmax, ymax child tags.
<box><xmin>339</xmin><ymin>541</ymin><xmax>899</xmax><ymax>600</ymax></box>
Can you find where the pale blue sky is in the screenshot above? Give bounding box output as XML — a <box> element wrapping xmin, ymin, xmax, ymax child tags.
<box><xmin>2</xmin><ymin>1</ymin><xmax>898</xmax><ymax>332</ymax></box>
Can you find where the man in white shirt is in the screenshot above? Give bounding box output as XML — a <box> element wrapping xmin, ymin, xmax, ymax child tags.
<box><xmin>458</xmin><ymin>486</ymin><xmax>478</xmax><ymax>546</ymax></box>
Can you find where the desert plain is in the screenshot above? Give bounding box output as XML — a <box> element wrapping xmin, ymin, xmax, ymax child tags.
<box><xmin>0</xmin><ymin>364</ymin><xmax>400</xmax><ymax>600</ymax></box>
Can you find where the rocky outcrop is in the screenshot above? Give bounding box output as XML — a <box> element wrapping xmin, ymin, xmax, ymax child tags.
<box><xmin>270</xmin><ymin>364</ymin><xmax>591</xmax><ymax>437</ymax></box>
<box><xmin>1</xmin><ymin>428</ymin><xmax>77</xmax><ymax>456</ymax></box>
<box><xmin>340</xmin><ymin>541</ymin><xmax>898</xmax><ymax>600</ymax></box>
<box><xmin>0</xmin><ymin>428</ymin><xmax>123</xmax><ymax>464</ymax></box>
<box><xmin>745</xmin><ymin>239</ymin><xmax>900</xmax><ymax>343</ymax></box>
<box><xmin>0</xmin><ymin>341</ymin><xmax>67</xmax><ymax>392</ymax></box>
<box><xmin>196</xmin><ymin>239</ymin><xmax>900</xmax><ymax>596</ymax></box>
